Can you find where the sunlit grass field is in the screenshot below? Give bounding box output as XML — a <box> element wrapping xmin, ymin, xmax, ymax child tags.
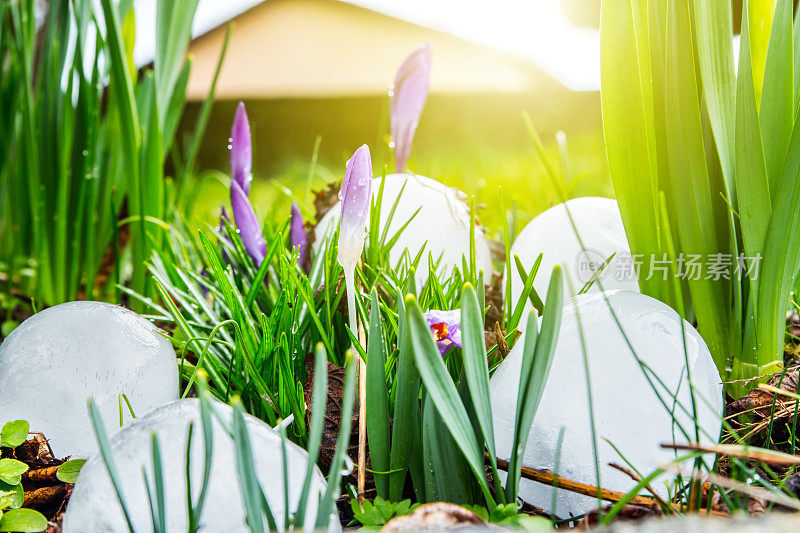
<box><xmin>180</xmin><ymin>92</ymin><xmax>612</xmax><ymax>239</ymax></box>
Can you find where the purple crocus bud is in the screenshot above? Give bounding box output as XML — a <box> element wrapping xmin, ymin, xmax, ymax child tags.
<box><xmin>231</xmin><ymin>180</ymin><xmax>266</xmax><ymax>267</ymax></box>
<box><xmin>337</xmin><ymin>144</ymin><xmax>373</xmax><ymax>269</ymax></box>
<box><xmin>231</xmin><ymin>101</ymin><xmax>252</xmax><ymax>196</ymax></box>
<box><xmin>228</xmin><ymin>102</ymin><xmax>266</xmax><ymax>268</ymax></box>
<box><xmin>423</xmin><ymin>309</ymin><xmax>462</xmax><ymax>356</ymax></box>
<box><xmin>391</xmin><ymin>43</ymin><xmax>431</xmax><ymax>173</ymax></box>
<box><xmin>290</xmin><ymin>202</ymin><xmax>307</xmax><ymax>268</ymax></box>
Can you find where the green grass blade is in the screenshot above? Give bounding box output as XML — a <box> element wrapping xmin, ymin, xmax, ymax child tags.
<box><xmin>294</xmin><ymin>344</ymin><xmax>328</xmax><ymax>528</ymax></box>
<box><xmin>315</xmin><ymin>352</ymin><xmax>358</xmax><ymax>530</ymax></box>
<box><xmin>505</xmin><ymin>266</ymin><xmax>563</xmax><ymax>503</ymax></box>
<box><xmin>459</xmin><ymin>283</ymin><xmax>501</xmax><ymax>502</ymax></box>
<box><xmin>366</xmin><ymin>288</ymin><xmax>391</xmax><ymax>499</ymax></box>
<box><xmin>87</xmin><ymin>399</ymin><xmax>135</xmax><ymax>533</ymax></box>
<box><xmin>759</xmin><ymin>0</ymin><xmax>794</xmax><ymax>196</ymax></box>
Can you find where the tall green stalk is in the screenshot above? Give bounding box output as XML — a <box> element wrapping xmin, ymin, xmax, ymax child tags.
<box><xmin>601</xmin><ymin>0</ymin><xmax>800</xmax><ymax>396</ymax></box>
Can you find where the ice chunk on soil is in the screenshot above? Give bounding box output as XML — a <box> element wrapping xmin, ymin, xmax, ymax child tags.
<box><xmin>0</xmin><ymin>301</ymin><xmax>178</xmax><ymax>458</ymax></box>
<box><xmin>506</xmin><ymin>197</ymin><xmax>638</xmax><ymax>308</ymax></box>
<box><xmin>490</xmin><ymin>290</ymin><xmax>723</xmax><ymax>518</ymax></box>
<box><xmin>314</xmin><ymin>173</ymin><xmax>493</xmax><ymax>287</ymax></box>
<box><xmin>63</xmin><ymin>399</ymin><xmax>338</xmax><ymax>533</ymax></box>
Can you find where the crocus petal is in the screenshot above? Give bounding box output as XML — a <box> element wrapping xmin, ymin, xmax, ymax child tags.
<box><xmin>391</xmin><ymin>43</ymin><xmax>431</xmax><ymax>173</ymax></box>
<box><xmin>337</xmin><ymin>144</ymin><xmax>373</xmax><ymax>268</ymax></box>
<box><xmin>231</xmin><ymin>180</ymin><xmax>266</xmax><ymax>267</ymax></box>
<box><xmin>290</xmin><ymin>201</ymin><xmax>307</xmax><ymax>269</ymax></box>
<box><xmin>231</xmin><ymin>102</ymin><xmax>252</xmax><ymax>196</ymax></box>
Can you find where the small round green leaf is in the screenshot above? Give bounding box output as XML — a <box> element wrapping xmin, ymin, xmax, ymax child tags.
<box><xmin>56</xmin><ymin>459</ymin><xmax>86</xmax><ymax>484</ymax></box>
<box><xmin>0</xmin><ymin>460</ymin><xmax>27</xmax><ymax>485</ymax></box>
<box><xmin>0</xmin><ymin>508</ymin><xmax>48</xmax><ymax>532</ymax></box>
<box><xmin>0</xmin><ymin>482</ymin><xmax>23</xmax><ymax>509</ymax></box>
<box><xmin>0</xmin><ymin>421</ymin><xmax>28</xmax><ymax>449</ymax></box>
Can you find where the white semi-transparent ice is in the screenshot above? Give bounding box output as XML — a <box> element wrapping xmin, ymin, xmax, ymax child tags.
<box><xmin>314</xmin><ymin>173</ymin><xmax>493</xmax><ymax>286</ymax></box>
<box><xmin>507</xmin><ymin>197</ymin><xmax>638</xmax><ymax>307</ymax></box>
<box><xmin>0</xmin><ymin>301</ymin><xmax>178</xmax><ymax>458</ymax></box>
<box><xmin>490</xmin><ymin>290</ymin><xmax>723</xmax><ymax>518</ymax></box>
<box><xmin>63</xmin><ymin>399</ymin><xmax>338</xmax><ymax>533</ymax></box>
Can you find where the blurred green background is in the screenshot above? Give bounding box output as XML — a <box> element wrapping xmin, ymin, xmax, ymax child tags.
<box><xmin>179</xmin><ymin>91</ymin><xmax>609</xmax><ymax>240</ymax></box>
<box><xmin>172</xmin><ymin>0</ymin><xmax>613</xmax><ymax>240</ymax></box>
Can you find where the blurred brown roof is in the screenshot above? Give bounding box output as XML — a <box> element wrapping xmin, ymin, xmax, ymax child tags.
<box><xmin>184</xmin><ymin>0</ymin><xmax>562</xmax><ymax>100</ymax></box>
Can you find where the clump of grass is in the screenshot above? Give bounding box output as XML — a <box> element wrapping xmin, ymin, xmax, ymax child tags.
<box><xmin>601</xmin><ymin>0</ymin><xmax>800</xmax><ymax>395</ymax></box>
<box><xmin>0</xmin><ymin>0</ymin><xmax>221</xmax><ymax>308</ymax></box>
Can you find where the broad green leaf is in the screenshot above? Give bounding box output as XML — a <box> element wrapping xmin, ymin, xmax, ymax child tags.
<box><xmin>693</xmin><ymin>0</ymin><xmax>736</xmax><ymax>196</ymax></box>
<box><xmin>0</xmin><ymin>509</ymin><xmax>47</xmax><ymax>532</ymax></box>
<box><xmin>0</xmin><ymin>421</ymin><xmax>28</xmax><ymax>448</ymax></box>
<box><xmin>155</xmin><ymin>0</ymin><xmax>200</xmax><ymax>117</ymax></box>
<box><xmin>56</xmin><ymin>459</ymin><xmax>86</xmax><ymax>484</ymax></box>
<box><xmin>365</xmin><ymin>288</ymin><xmax>390</xmax><ymax>499</ymax></box>
<box><xmin>420</xmin><ymin>395</ymin><xmax>480</xmax><ymax>505</ymax></box>
<box><xmin>664</xmin><ymin>0</ymin><xmax>731</xmax><ymax>371</ymax></box>
<box><xmin>794</xmin><ymin>2</ymin><xmax>800</xmax><ymax>104</ymax></box>
<box><xmin>600</xmin><ymin>0</ymin><xmax>663</xmax><ymax>300</ymax></box>
<box><xmin>748</xmin><ymin>0</ymin><xmax>778</xmax><ymax>103</ymax></box>
<box><xmin>756</xmin><ymin>109</ymin><xmax>800</xmax><ymax>379</ymax></box>
<box><xmin>759</xmin><ymin>0</ymin><xmax>793</xmax><ymax>196</ymax></box>
<box><xmin>405</xmin><ymin>296</ymin><xmax>495</xmax><ymax>508</ymax></box>
<box><xmin>120</xmin><ymin>5</ymin><xmax>136</xmax><ymax>82</ymax></box>
<box><xmin>736</xmin><ymin>2</ymin><xmax>772</xmax><ymax>267</ymax></box>
<box><xmin>388</xmin><ymin>285</ymin><xmax>421</xmax><ymax>501</ymax></box>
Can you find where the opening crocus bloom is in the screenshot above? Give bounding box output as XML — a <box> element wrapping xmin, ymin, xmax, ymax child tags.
<box><xmin>423</xmin><ymin>309</ymin><xmax>462</xmax><ymax>356</ymax></box>
<box><xmin>391</xmin><ymin>43</ymin><xmax>431</xmax><ymax>173</ymax></box>
<box><xmin>337</xmin><ymin>145</ymin><xmax>373</xmax><ymax>269</ymax></box>
<box><xmin>290</xmin><ymin>201</ymin><xmax>307</xmax><ymax>269</ymax></box>
<box><xmin>228</xmin><ymin>103</ymin><xmax>266</xmax><ymax>267</ymax></box>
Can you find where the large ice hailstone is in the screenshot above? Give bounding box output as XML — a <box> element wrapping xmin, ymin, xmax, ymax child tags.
<box><xmin>63</xmin><ymin>399</ymin><xmax>337</xmax><ymax>533</ymax></box>
<box><xmin>0</xmin><ymin>301</ymin><xmax>178</xmax><ymax>458</ymax></box>
<box><xmin>507</xmin><ymin>197</ymin><xmax>638</xmax><ymax>307</ymax></box>
<box><xmin>490</xmin><ymin>290</ymin><xmax>723</xmax><ymax>518</ymax></box>
<box><xmin>314</xmin><ymin>173</ymin><xmax>493</xmax><ymax>285</ymax></box>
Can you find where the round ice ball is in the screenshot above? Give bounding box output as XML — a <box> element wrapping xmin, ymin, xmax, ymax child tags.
<box><xmin>63</xmin><ymin>399</ymin><xmax>338</xmax><ymax>533</ymax></box>
<box><xmin>507</xmin><ymin>197</ymin><xmax>638</xmax><ymax>308</ymax></box>
<box><xmin>314</xmin><ymin>173</ymin><xmax>493</xmax><ymax>286</ymax></box>
<box><xmin>0</xmin><ymin>301</ymin><xmax>178</xmax><ymax>458</ymax></box>
<box><xmin>490</xmin><ymin>290</ymin><xmax>723</xmax><ymax>518</ymax></box>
